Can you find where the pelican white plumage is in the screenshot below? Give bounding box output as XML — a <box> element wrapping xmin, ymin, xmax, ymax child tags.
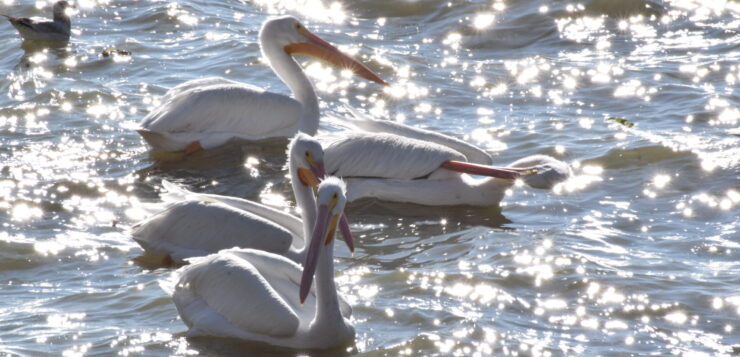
<box><xmin>173</xmin><ymin>177</ymin><xmax>354</xmax><ymax>349</ymax></box>
<box><xmin>131</xmin><ymin>133</ymin><xmax>352</xmax><ymax>263</ymax></box>
<box><xmin>320</xmin><ymin>109</ymin><xmax>570</xmax><ymax>206</ymax></box>
<box><xmin>1</xmin><ymin>1</ymin><xmax>72</xmax><ymax>42</ymax></box>
<box><xmin>138</xmin><ymin>16</ymin><xmax>386</xmax><ymax>153</ymax></box>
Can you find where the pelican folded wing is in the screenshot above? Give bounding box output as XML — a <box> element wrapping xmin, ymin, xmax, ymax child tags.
<box><xmin>175</xmin><ymin>253</ymin><xmax>299</xmax><ymax>338</ymax></box>
<box><xmin>324</xmin><ymin>133</ymin><xmax>465</xmax><ymax>180</ymax></box>
<box><xmin>131</xmin><ymin>200</ymin><xmax>293</xmax><ymax>262</ymax></box>
<box><xmin>140</xmin><ymin>81</ymin><xmax>304</xmax><ymax>150</ymax></box>
<box><xmin>227</xmin><ymin>248</ymin><xmax>352</xmax><ymax>318</ymax></box>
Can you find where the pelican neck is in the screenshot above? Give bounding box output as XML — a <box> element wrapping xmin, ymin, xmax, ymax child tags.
<box><xmin>261</xmin><ymin>40</ymin><xmax>320</xmax><ymax>135</ymax></box>
<box><xmin>311</xmin><ymin>223</ymin><xmax>343</xmax><ymax>330</ymax></box>
<box><xmin>289</xmin><ymin>167</ymin><xmax>317</xmax><ymax>256</ymax></box>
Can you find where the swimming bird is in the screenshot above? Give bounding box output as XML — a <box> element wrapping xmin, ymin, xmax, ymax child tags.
<box><xmin>173</xmin><ymin>177</ymin><xmax>354</xmax><ymax>349</ymax></box>
<box><xmin>138</xmin><ymin>15</ymin><xmax>387</xmax><ymax>154</ymax></box>
<box><xmin>131</xmin><ymin>133</ymin><xmax>352</xmax><ymax>264</ymax></box>
<box><xmin>320</xmin><ymin>109</ymin><xmax>570</xmax><ymax>206</ymax></box>
<box><xmin>1</xmin><ymin>1</ymin><xmax>72</xmax><ymax>42</ymax></box>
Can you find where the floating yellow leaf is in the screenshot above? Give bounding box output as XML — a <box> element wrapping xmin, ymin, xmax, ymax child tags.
<box><xmin>607</xmin><ymin>117</ymin><xmax>634</xmax><ymax>128</ymax></box>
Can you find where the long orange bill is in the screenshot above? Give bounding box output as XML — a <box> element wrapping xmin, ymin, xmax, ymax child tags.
<box><xmin>310</xmin><ymin>162</ymin><xmax>353</xmax><ymax>254</ymax></box>
<box><xmin>440</xmin><ymin>160</ymin><xmax>524</xmax><ymax>180</ymax></box>
<box><xmin>284</xmin><ymin>30</ymin><xmax>387</xmax><ymax>86</ymax></box>
<box><xmin>338</xmin><ymin>214</ymin><xmax>354</xmax><ymax>253</ymax></box>
<box><xmin>310</xmin><ymin>161</ymin><xmax>326</xmax><ymax>181</ymax></box>
<box><xmin>324</xmin><ymin>213</ymin><xmax>340</xmax><ymax>246</ymax></box>
<box><xmin>297</xmin><ymin>167</ymin><xmax>320</xmax><ymax>187</ymax></box>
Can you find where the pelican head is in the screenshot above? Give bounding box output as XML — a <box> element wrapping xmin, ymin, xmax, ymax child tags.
<box><xmin>289</xmin><ymin>134</ymin><xmax>355</xmax><ymax>254</ymax></box>
<box><xmin>300</xmin><ymin>177</ymin><xmax>350</xmax><ymax>304</ymax></box>
<box><xmin>510</xmin><ymin>155</ymin><xmax>571</xmax><ymax>189</ymax></box>
<box><xmin>289</xmin><ymin>133</ymin><xmax>325</xmax><ymax>188</ymax></box>
<box><xmin>260</xmin><ymin>16</ymin><xmax>387</xmax><ymax>86</ymax></box>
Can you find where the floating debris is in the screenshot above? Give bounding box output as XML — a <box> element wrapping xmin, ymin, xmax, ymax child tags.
<box><xmin>101</xmin><ymin>47</ymin><xmax>131</xmax><ymax>57</ymax></box>
<box><xmin>607</xmin><ymin>117</ymin><xmax>635</xmax><ymax>128</ymax></box>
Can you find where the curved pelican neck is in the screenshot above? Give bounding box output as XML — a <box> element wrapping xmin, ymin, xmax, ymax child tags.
<box><xmin>261</xmin><ymin>38</ymin><xmax>320</xmax><ymax>135</ymax></box>
<box><xmin>311</xmin><ymin>225</ymin><xmax>343</xmax><ymax>331</ymax></box>
<box><xmin>289</xmin><ymin>165</ymin><xmax>317</xmax><ymax>255</ymax></box>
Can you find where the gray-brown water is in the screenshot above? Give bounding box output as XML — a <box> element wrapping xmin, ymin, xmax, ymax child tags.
<box><xmin>0</xmin><ymin>0</ymin><xmax>738</xmax><ymax>356</ymax></box>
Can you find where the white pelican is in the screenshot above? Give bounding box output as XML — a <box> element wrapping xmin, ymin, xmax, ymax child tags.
<box><xmin>131</xmin><ymin>133</ymin><xmax>352</xmax><ymax>264</ymax></box>
<box><xmin>173</xmin><ymin>177</ymin><xmax>354</xmax><ymax>349</ymax></box>
<box><xmin>1</xmin><ymin>1</ymin><xmax>72</xmax><ymax>42</ymax></box>
<box><xmin>320</xmin><ymin>109</ymin><xmax>571</xmax><ymax>206</ymax></box>
<box><xmin>138</xmin><ymin>16</ymin><xmax>387</xmax><ymax>153</ymax></box>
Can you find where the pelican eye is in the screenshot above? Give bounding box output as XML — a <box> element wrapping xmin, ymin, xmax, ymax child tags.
<box><xmin>295</xmin><ymin>23</ymin><xmax>310</xmax><ymax>36</ymax></box>
<box><xmin>329</xmin><ymin>193</ymin><xmax>339</xmax><ymax>209</ymax></box>
<box><xmin>305</xmin><ymin>151</ymin><xmax>316</xmax><ymax>166</ymax></box>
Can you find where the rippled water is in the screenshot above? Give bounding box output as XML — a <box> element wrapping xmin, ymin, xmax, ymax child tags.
<box><xmin>1</xmin><ymin>0</ymin><xmax>738</xmax><ymax>355</ymax></box>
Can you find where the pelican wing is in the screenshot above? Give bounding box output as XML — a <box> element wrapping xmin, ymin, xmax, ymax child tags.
<box><xmin>162</xmin><ymin>77</ymin><xmax>242</xmax><ymax>102</ymax></box>
<box><xmin>131</xmin><ymin>200</ymin><xmax>293</xmax><ymax>262</ymax></box>
<box><xmin>226</xmin><ymin>249</ymin><xmax>352</xmax><ymax>318</ymax></box>
<box><xmin>161</xmin><ymin>180</ymin><xmax>304</xmax><ymax>238</ymax></box>
<box><xmin>509</xmin><ymin>155</ymin><xmax>571</xmax><ymax>189</ymax></box>
<box><xmin>324</xmin><ymin>133</ymin><xmax>465</xmax><ymax>180</ymax></box>
<box><xmin>140</xmin><ymin>78</ymin><xmax>304</xmax><ymax>147</ymax></box>
<box><xmin>345</xmin><ymin>106</ymin><xmax>493</xmax><ymax>165</ymax></box>
<box><xmin>174</xmin><ymin>252</ymin><xmax>299</xmax><ymax>338</ymax></box>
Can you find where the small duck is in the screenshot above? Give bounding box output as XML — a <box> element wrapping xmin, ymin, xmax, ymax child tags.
<box><xmin>2</xmin><ymin>1</ymin><xmax>72</xmax><ymax>42</ymax></box>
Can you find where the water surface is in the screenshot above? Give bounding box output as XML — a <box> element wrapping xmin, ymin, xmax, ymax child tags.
<box><xmin>0</xmin><ymin>0</ymin><xmax>738</xmax><ymax>356</ymax></box>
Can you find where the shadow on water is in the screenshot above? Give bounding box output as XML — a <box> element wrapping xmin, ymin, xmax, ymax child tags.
<box><xmin>347</xmin><ymin>198</ymin><xmax>511</xmax><ymax>232</ymax></box>
<box><xmin>139</xmin><ymin>137</ymin><xmax>291</xmax><ymax>173</ymax></box>
<box><xmin>582</xmin><ymin>144</ymin><xmax>695</xmax><ymax>170</ymax></box>
<box><xmin>16</xmin><ymin>40</ymin><xmax>73</xmax><ymax>69</ymax></box>
<box><xmin>186</xmin><ymin>335</ymin><xmax>355</xmax><ymax>357</ymax></box>
<box><xmin>582</xmin><ymin>0</ymin><xmax>665</xmax><ymax>18</ymax></box>
<box><xmin>133</xmin><ymin>138</ymin><xmax>292</xmax><ymax>199</ymax></box>
<box><xmin>131</xmin><ymin>254</ymin><xmax>181</xmax><ymax>271</ymax></box>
